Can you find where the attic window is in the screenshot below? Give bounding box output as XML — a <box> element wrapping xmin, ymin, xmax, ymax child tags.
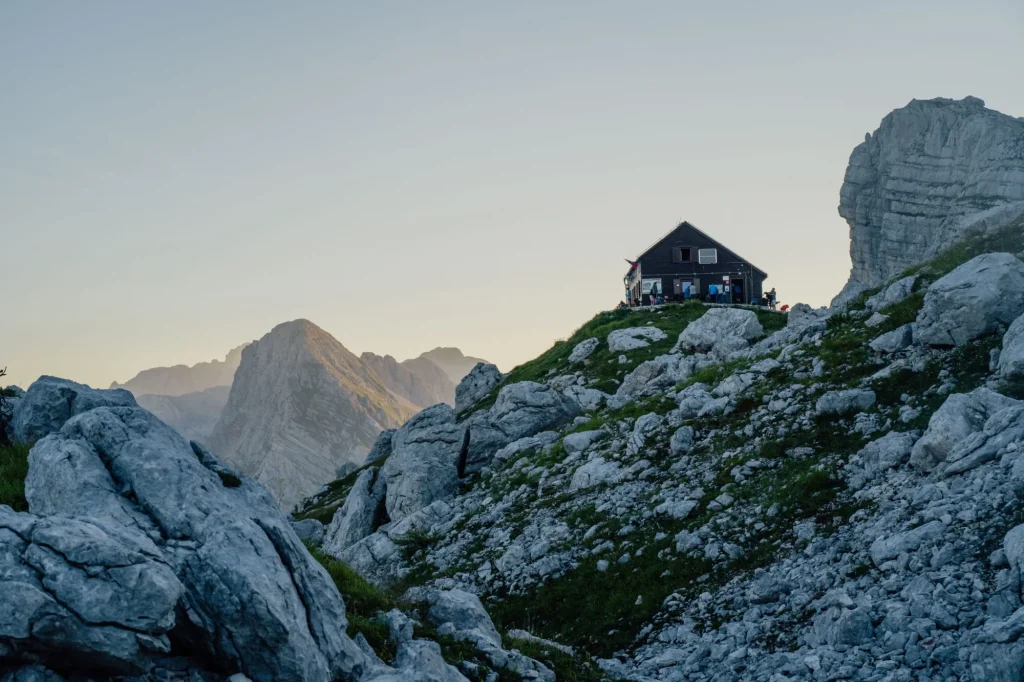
<box><xmin>672</xmin><ymin>247</ymin><xmax>691</xmax><ymax>263</ymax></box>
<box><xmin>698</xmin><ymin>248</ymin><xmax>718</xmax><ymax>264</ymax></box>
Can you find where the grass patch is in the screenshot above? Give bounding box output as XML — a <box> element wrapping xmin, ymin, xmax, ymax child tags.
<box><xmin>293</xmin><ymin>458</ymin><xmax>386</xmax><ymax>523</ymax></box>
<box><xmin>948</xmin><ymin>334</ymin><xmax>1003</xmax><ymax>390</ymax></box>
<box><xmin>0</xmin><ymin>443</ymin><xmax>31</xmax><ymax>511</ymax></box>
<box><xmin>506</xmin><ymin>636</ymin><xmax>612</xmax><ymax>682</ymax></box>
<box><xmin>306</xmin><ymin>543</ymin><xmax>399</xmax><ymax>662</ymax></box>
<box><xmin>904</xmin><ymin>217</ymin><xmax>1024</xmax><ymax>281</ymax></box>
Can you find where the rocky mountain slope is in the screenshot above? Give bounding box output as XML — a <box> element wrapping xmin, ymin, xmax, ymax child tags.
<box><xmin>2</xmin><ymin>377</ymin><xmax>555</xmax><ymax>682</ymax></box>
<box><xmin>207</xmin><ymin>320</ymin><xmax>423</xmax><ymax>510</ymax></box>
<box><xmin>295</xmin><ymin>215</ymin><xmax>1024</xmax><ymax>681</ymax></box>
<box><xmin>418</xmin><ymin>348</ymin><xmax>491</xmax><ymax>385</ymax></box>
<box><xmin>111</xmin><ymin>344</ymin><xmax>247</xmax><ymax>396</ymax></box>
<box><xmin>838</xmin><ymin>96</ymin><xmax>1024</xmax><ymax>295</ymax></box>
<box><xmin>134</xmin><ymin>385</ymin><xmax>231</xmax><ymax>443</ymax></box>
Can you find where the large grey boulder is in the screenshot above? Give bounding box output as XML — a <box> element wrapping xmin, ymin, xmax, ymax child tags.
<box><xmin>10</xmin><ymin>376</ymin><xmax>136</xmax><ymax>444</ymax></box>
<box><xmin>0</xmin><ymin>507</ymin><xmax>184</xmax><ymax>676</ymax></box>
<box><xmin>322</xmin><ymin>467</ymin><xmax>387</xmax><ymax>555</ymax></box>
<box><xmin>866</xmin><ymin>276</ymin><xmax>918</xmax><ymax>312</ymax></box>
<box><xmin>815</xmin><ymin>389</ymin><xmax>876</xmax><ymax>416</ymax></box>
<box><xmin>998</xmin><ymin>313</ymin><xmax>1024</xmax><ymax>379</ymax></box>
<box><xmin>22</xmin><ymin>398</ymin><xmax>365</xmax><ymax>682</ymax></box>
<box><xmin>366</xmin><ymin>429</ymin><xmax>396</xmax><ymax>463</ymax></box>
<box><xmin>463</xmin><ymin>382</ymin><xmax>578</xmax><ymax>474</ymax></box>
<box><xmin>839</xmin><ymin>96</ymin><xmax>1024</xmax><ymax>289</ymax></box>
<box><xmin>607</xmin><ymin>327</ymin><xmax>667</xmax><ymax>352</ymax></box>
<box><xmin>614</xmin><ymin>354</ymin><xmax>696</xmax><ymax>405</ymax></box>
<box><xmin>909</xmin><ymin>388</ymin><xmax>1020</xmax><ymax>472</ymax></box>
<box><xmin>869</xmin><ymin>324</ymin><xmax>913</xmax><ymax>353</ymax></box>
<box><xmin>675</xmin><ymin>308</ymin><xmax>763</xmax><ymax>357</ymax></box>
<box><xmin>379</xmin><ymin>404</ymin><xmax>465</xmax><ymax>523</ymax></box>
<box><xmin>455</xmin><ymin>363</ymin><xmax>502</xmax><ymax>414</ymax></box>
<box><xmin>568</xmin><ymin>337</ymin><xmax>600</xmax><ymax>363</ymax></box>
<box><xmin>404</xmin><ymin>587</ymin><xmax>554</xmax><ymax>682</ymax></box>
<box><xmin>914</xmin><ymin>253</ymin><xmax>1024</xmax><ymax>347</ymax></box>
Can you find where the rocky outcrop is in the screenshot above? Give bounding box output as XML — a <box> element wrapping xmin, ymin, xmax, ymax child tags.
<box><xmin>360</xmin><ymin>352</ymin><xmax>456</xmax><ymax>408</ymax></box>
<box><xmin>10</xmin><ymin>376</ymin><xmax>137</xmax><ymax>444</ymax></box>
<box><xmin>111</xmin><ymin>344</ymin><xmax>247</xmax><ymax>397</ymax></box>
<box><xmin>134</xmin><ymin>385</ymin><xmax>231</xmax><ymax>443</ymax></box>
<box><xmin>6</xmin><ymin>382</ymin><xmax>365</xmax><ymax>682</ymax></box>
<box><xmin>454</xmin><ymin>363</ymin><xmax>502</xmax><ymax>414</ymax></box>
<box><xmin>208</xmin><ymin>320</ymin><xmax>418</xmax><ymax>510</ymax></box>
<box><xmin>321</xmin><ymin>467</ymin><xmax>387</xmax><ymax>555</ymax></box>
<box><xmin>913</xmin><ymin>253</ymin><xmax>1024</xmax><ymax>347</ymax></box>
<box><xmin>463</xmin><ymin>382</ymin><xmax>579</xmax><ymax>474</ymax></box>
<box><xmin>839</xmin><ymin>96</ymin><xmax>1024</xmax><ymax>289</ymax></box>
<box><xmin>380</xmin><ymin>404</ymin><xmax>465</xmax><ymax>523</ymax></box>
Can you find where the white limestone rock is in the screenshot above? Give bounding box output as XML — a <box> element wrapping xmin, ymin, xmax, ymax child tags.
<box><xmin>379</xmin><ymin>404</ymin><xmax>464</xmax><ymax>523</ymax></box>
<box><xmin>607</xmin><ymin>327</ymin><xmax>668</xmax><ymax>352</ymax></box>
<box><xmin>870</xmin><ymin>324</ymin><xmax>914</xmax><ymax>353</ymax></box>
<box><xmin>10</xmin><ymin>376</ymin><xmax>136</xmax><ymax>444</ymax></box>
<box><xmin>815</xmin><ymin>389</ymin><xmax>876</xmax><ymax>416</ymax></box>
<box><xmin>675</xmin><ymin>308</ymin><xmax>763</xmax><ymax>357</ymax></box>
<box><xmin>866</xmin><ymin>276</ymin><xmax>918</xmax><ymax>312</ymax></box>
<box><xmin>568</xmin><ymin>337</ymin><xmax>600</xmax><ymax>363</ymax></box>
<box><xmin>455</xmin><ymin>363</ymin><xmax>502</xmax><ymax>414</ymax></box>
<box><xmin>321</xmin><ymin>467</ymin><xmax>387</xmax><ymax>555</ymax></box>
<box><xmin>909</xmin><ymin>387</ymin><xmax>1020</xmax><ymax>471</ymax></box>
<box><xmin>914</xmin><ymin>253</ymin><xmax>1024</xmax><ymax>347</ymax></box>
<box><xmin>998</xmin><ymin>312</ymin><xmax>1024</xmax><ymax>379</ymax></box>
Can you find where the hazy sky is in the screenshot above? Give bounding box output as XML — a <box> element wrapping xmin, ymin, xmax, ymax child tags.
<box><xmin>3</xmin><ymin>1</ymin><xmax>1023</xmax><ymax>389</ymax></box>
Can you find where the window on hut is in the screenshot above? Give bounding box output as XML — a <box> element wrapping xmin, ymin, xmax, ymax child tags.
<box><xmin>698</xmin><ymin>248</ymin><xmax>718</xmax><ymax>264</ymax></box>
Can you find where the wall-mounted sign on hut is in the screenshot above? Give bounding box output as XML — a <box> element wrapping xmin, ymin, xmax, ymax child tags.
<box><xmin>624</xmin><ymin>221</ymin><xmax>768</xmax><ymax>305</ymax></box>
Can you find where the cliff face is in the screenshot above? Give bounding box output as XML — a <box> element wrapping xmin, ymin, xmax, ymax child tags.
<box><xmin>208</xmin><ymin>320</ymin><xmax>419</xmax><ymax>509</ymax></box>
<box><xmin>839</xmin><ymin>96</ymin><xmax>1024</xmax><ymax>289</ymax></box>
<box><xmin>111</xmin><ymin>344</ymin><xmax>247</xmax><ymax>396</ymax></box>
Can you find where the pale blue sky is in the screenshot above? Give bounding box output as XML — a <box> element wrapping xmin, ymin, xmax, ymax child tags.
<box><xmin>3</xmin><ymin>1</ymin><xmax>1023</xmax><ymax>389</ymax></box>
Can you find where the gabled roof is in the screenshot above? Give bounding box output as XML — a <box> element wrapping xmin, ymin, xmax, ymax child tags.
<box><xmin>635</xmin><ymin>220</ymin><xmax>769</xmax><ymax>278</ymax></box>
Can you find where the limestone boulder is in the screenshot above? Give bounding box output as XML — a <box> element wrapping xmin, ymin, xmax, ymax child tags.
<box><xmin>455</xmin><ymin>363</ymin><xmax>502</xmax><ymax>414</ymax></box>
<box><xmin>909</xmin><ymin>388</ymin><xmax>1020</xmax><ymax>472</ymax></box>
<box><xmin>914</xmin><ymin>253</ymin><xmax>1024</xmax><ymax>347</ymax></box>
<box><xmin>379</xmin><ymin>404</ymin><xmax>465</xmax><ymax>523</ymax></box>
<box><xmin>998</xmin><ymin>312</ymin><xmax>1024</xmax><ymax>379</ymax></box>
<box><xmin>463</xmin><ymin>382</ymin><xmax>578</xmax><ymax>474</ymax></box>
<box><xmin>10</xmin><ymin>376</ymin><xmax>136</xmax><ymax>444</ymax></box>
<box><xmin>607</xmin><ymin>327</ymin><xmax>667</xmax><ymax>352</ymax></box>
<box><xmin>568</xmin><ymin>337</ymin><xmax>600</xmax><ymax>363</ymax></box>
<box><xmin>866</xmin><ymin>275</ymin><xmax>918</xmax><ymax>312</ymax></box>
<box><xmin>675</xmin><ymin>308</ymin><xmax>763</xmax><ymax>357</ymax></box>
<box><xmin>366</xmin><ymin>429</ymin><xmax>396</xmax><ymax>463</ymax></box>
<box><xmin>322</xmin><ymin>467</ymin><xmax>388</xmax><ymax>555</ymax></box>
<box><xmin>815</xmin><ymin>389</ymin><xmax>876</xmax><ymax>416</ymax></box>
<box><xmin>870</xmin><ymin>324</ymin><xmax>914</xmax><ymax>353</ymax></box>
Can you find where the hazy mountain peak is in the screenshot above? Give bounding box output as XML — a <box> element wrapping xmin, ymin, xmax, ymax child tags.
<box><xmin>417</xmin><ymin>346</ymin><xmax>489</xmax><ymax>384</ymax></box>
<box><xmin>111</xmin><ymin>343</ymin><xmax>248</xmax><ymax>397</ymax></box>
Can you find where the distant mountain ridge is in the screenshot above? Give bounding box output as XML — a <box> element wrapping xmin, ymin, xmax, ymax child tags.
<box><xmin>360</xmin><ymin>352</ymin><xmax>456</xmax><ymax>407</ymax></box>
<box><xmin>417</xmin><ymin>347</ymin><xmax>490</xmax><ymax>384</ymax></box>
<box><xmin>111</xmin><ymin>345</ymin><xmax>247</xmax><ymax>396</ymax></box>
<box><xmin>134</xmin><ymin>386</ymin><xmax>231</xmax><ymax>444</ymax></box>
